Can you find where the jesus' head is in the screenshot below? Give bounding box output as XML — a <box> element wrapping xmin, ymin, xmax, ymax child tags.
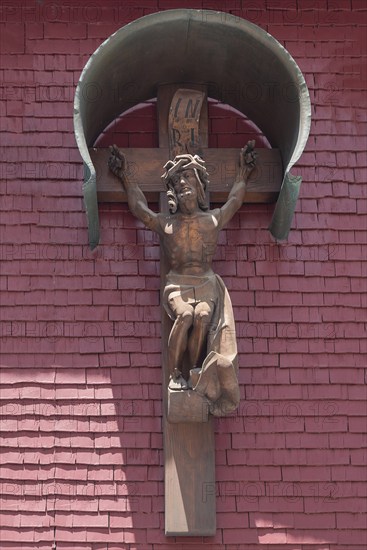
<box><xmin>161</xmin><ymin>154</ymin><xmax>209</xmax><ymax>214</ymax></box>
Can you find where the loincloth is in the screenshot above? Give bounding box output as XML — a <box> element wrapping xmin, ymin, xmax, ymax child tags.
<box><xmin>163</xmin><ymin>271</ymin><xmax>240</xmax><ymax>416</ymax></box>
<box><xmin>163</xmin><ymin>272</ymin><xmax>218</xmax><ymax>320</ymax></box>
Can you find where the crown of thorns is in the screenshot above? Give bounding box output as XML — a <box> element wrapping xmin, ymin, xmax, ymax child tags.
<box><xmin>161</xmin><ymin>154</ymin><xmax>209</xmax><ymax>186</ymax></box>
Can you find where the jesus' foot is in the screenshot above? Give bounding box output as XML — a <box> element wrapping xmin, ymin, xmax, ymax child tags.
<box><xmin>168</xmin><ymin>375</ymin><xmax>189</xmax><ymax>391</ymax></box>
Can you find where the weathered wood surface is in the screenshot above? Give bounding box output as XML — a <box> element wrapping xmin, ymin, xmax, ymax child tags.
<box><xmin>90</xmin><ymin>147</ymin><xmax>282</xmax><ymax>203</ymax></box>
<box><xmin>168</xmin><ymin>88</ymin><xmax>206</xmax><ymax>158</ymax></box>
<box><xmin>157</xmin><ymin>83</ymin><xmax>209</xmax><ymax>152</ymax></box>
<box><xmin>164</xmin><ymin>418</ymin><xmax>216</xmax><ymax>536</ymax></box>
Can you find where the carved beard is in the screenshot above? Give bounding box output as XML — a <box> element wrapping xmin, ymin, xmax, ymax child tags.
<box><xmin>177</xmin><ymin>186</ymin><xmax>195</xmax><ymax>202</ymax></box>
<box><xmin>176</xmin><ymin>182</ymin><xmax>201</xmax><ymax>213</ymax></box>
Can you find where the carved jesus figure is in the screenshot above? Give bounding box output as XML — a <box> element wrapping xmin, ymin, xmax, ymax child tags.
<box><xmin>108</xmin><ymin>142</ymin><xmax>256</xmax><ymax>415</ymax></box>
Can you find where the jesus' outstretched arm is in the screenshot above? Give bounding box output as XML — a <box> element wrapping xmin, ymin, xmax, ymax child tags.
<box><xmin>216</xmin><ymin>140</ymin><xmax>257</xmax><ymax>230</ymax></box>
<box><xmin>108</xmin><ymin>144</ymin><xmax>163</xmax><ymax>234</ymax></box>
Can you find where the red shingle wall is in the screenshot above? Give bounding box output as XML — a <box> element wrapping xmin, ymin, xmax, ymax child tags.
<box><xmin>1</xmin><ymin>1</ymin><xmax>366</xmax><ymax>548</ymax></box>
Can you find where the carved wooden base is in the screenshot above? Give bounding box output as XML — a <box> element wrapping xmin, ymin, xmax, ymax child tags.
<box><xmin>167</xmin><ymin>388</ymin><xmax>209</xmax><ymax>423</ymax></box>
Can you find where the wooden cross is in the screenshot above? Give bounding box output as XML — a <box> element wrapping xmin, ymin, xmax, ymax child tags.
<box><xmin>89</xmin><ymin>85</ymin><xmax>282</xmax><ymax>536</ymax></box>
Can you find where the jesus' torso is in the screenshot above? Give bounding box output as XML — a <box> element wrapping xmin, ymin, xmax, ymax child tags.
<box><xmin>158</xmin><ymin>209</ymin><xmax>221</xmax><ymax>276</ymax></box>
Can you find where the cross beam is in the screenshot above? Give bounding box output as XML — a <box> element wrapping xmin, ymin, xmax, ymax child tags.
<box><xmin>90</xmin><ymin>147</ymin><xmax>282</xmax><ymax>203</ymax></box>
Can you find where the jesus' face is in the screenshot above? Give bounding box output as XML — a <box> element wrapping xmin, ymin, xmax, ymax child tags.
<box><xmin>172</xmin><ymin>169</ymin><xmax>199</xmax><ymax>205</ymax></box>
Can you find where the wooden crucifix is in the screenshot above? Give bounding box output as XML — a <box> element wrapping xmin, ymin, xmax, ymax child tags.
<box><xmin>91</xmin><ymin>85</ymin><xmax>282</xmax><ymax>536</ymax></box>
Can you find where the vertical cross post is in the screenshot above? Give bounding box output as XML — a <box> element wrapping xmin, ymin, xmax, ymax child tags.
<box><xmin>157</xmin><ymin>85</ymin><xmax>216</xmax><ymax>536</ymax></box>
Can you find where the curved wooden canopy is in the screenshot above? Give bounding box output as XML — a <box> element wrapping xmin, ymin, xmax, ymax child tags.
<box><xmin>74</xmin><ymin>9</ymin><xmax>311</xmax><ymax>248</ymax></box>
